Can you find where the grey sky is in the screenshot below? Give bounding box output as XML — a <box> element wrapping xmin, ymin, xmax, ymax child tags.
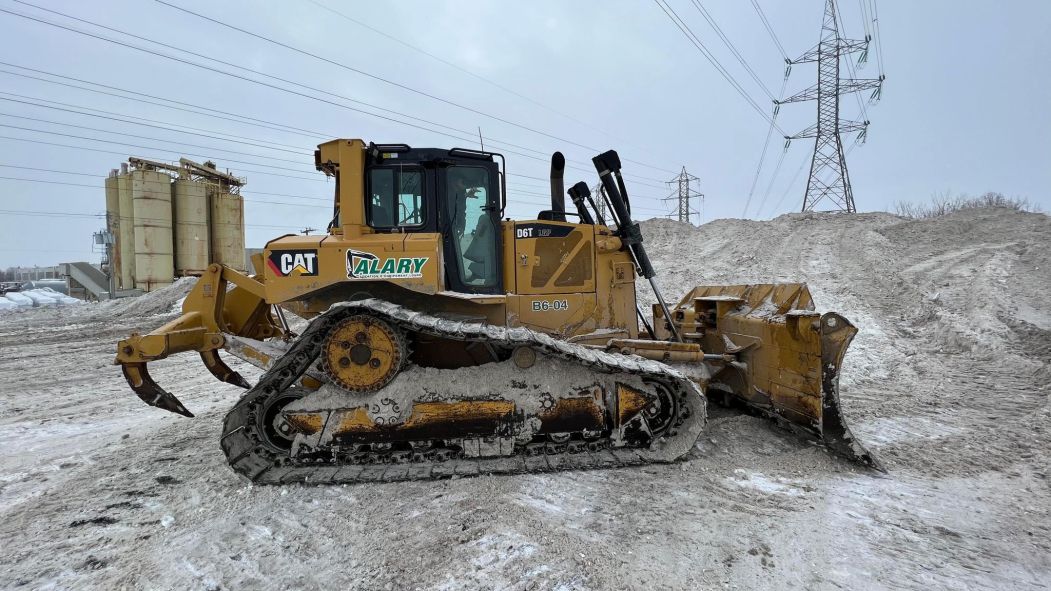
<box><xmin>1</xmin><ymin>0</ymin><xmax>1048</xmax><ymax>267</ymax></box>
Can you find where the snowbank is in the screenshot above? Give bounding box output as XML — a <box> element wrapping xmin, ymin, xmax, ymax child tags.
<box><xmin>0</xmin><ymin>287</ymin><xmax>81</xmax><ymax>313</ymax></box>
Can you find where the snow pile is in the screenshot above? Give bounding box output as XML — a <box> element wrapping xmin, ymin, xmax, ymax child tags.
<box><xmin>0</xmin><ymin>287</ymin><xmax>81</xmax><ymax>312</ymax></box>
<box><xmin>639</xmin><ymin>207</ymin><xmax>1051</xmax><ymax>386</ymax></box>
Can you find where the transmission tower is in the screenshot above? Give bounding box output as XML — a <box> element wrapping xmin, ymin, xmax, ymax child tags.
<box><xmin>663</xmin><ymin>167</ymin><xmax>704</xmax><ymax>225</ymax></box>
<box><xmin>590</xmin><ymin>182</ymin><xmax>608</xmax><ymax>226</ymax></box>
<box><xmin>776</xmin><ymin>0</ymin><xmax>884</xmax><ymax>212</ymax></box>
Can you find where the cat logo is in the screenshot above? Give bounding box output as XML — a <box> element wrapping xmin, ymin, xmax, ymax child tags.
<box><xmin>267</xmin><ymin>249</ymin><xmax>319</xmax><ymax>277</ymax></box>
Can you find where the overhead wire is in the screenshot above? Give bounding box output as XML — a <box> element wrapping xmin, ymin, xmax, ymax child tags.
<box><xmin>0</xmin><ymin>207</ymin><xmax>308</xmax><ymax>231</ymax></box>
<box><xmin>0</xmin><ymin>91</ymin><xmax>311</xmax><ymax>154</ymax></box>
<box><xmin>304</xmin><ymin>0</ymin><xmax>663</xmax><ymax>162</ymax></box>
<box><xmin>767</xmin><ymin>150</ymin><xmax>811</xmax><ymax>216</ymax></box>
<box><xmin>688</xmin><ymin>0</ymin><xmax>776</xmax><ymax>101</ymax></box>
<box><xmin>831</xmin><ymin>0</ymin><xmax>870</xmax><ymax>124</ymax></box>
<box><xmin>748</xmin><ymin>0</ymin><xmax>788</xmax><ymax>60</ymax></box>
<box><xmin>0</xmin><ymin>70</ymin><xmax>668</xmax><ymax>199</ymax></box>
<box><xmin>754</xmin><ymin>144</ymin><xmax>787</xmax><ymax>216</ymax></box>
<box><xmin>870</xmin><ymin>0</ymin><xmax>885</xmax><ymax>74</ymax></box>
<box><xmin>652</xmin><ymin>0</ymin><xmax>785</xmax><ymax>135</ymax></box>
<box><xmin>0</xmin><ymin>175</ymin><xmax>330</xmax><ymax>209</ymax></box>
<box><xmin>150</xmin><ymin>0</ymin><xmax>677</xmax><ymax>175</ymax></box>
<box><xmin>743</xmin><ymin>73</ymin><xmax>789</xmax><ymax>217</ymax></box>
<box><xmin>0</xmin><ymin>9</ymin><xmax>673</xmax><ymax>205</ymax></box>
<box><xmin>0</xmin><ymin>112</ymin><xmax>310</xmax><ymax>165</ymax></box>
<box><xmin>0</xmin><ymin>163</ymin><xmax>330</xmax><ymax>201</ymax></box>
<box><xmin>0</xmin><ymin>62</ymin><xmax>333</xmax><ymax>142</ymax></box>
<box><xmin>0</xmin><ymin>123</ymin><xmax>322</xmax><ymax>174</ymax></box>
<box><xmin>6</xmin><ymin>0</ymin><xmax>677</xmax><ymax>181</ymax></box>
<box><xmin>3</xmin><ymin>61</ymin><xmax>673</xmax><ymax>197</ymax></box>
<box><xmin>0</xmin><ymin>162</ymin><xmax>669</xmax><ymax>215</ymax></box>
<box><xmin>0</xmin><ymin>134</ymin><xmax>328</xmax><ymax>182</ymax></box>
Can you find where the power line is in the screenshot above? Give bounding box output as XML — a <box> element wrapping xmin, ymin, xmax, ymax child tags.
<box><xmin>0</xmin><ymin>164</ymin><xmax>331</xmax><ymax>201</ymax></box>
<box><xmin>0</xmin><ymin>112</ymin><xmax>310</xmax><ymax>165</ymax></box>
<box><xmin>0</xmin><ymin>61</ymin><xmax>671</xmax><ymax>193</ymax></box>
<box><xmin>0</xmin><ymin>164</ymin><xmax>670</xmax><ymax>215</ymax></box>
<box><xmin>749</xmin><ymin>0</ymin><xmax>789</xmax><ymax>60</ymax></box>
<box><xmin>10</xmin><ymin>0</ymin><xmax>673</xmax><ymax>180</ymax></box>
<box><xmin>305</xmin><ymin>0</ymin><xmax>654</xmax><ymax>158</ymax></box>
<box><xmin>0</xmin><ymin>176</ymin><xmax>329</xmax><ymax>209</ymax></box>
<box><xmin>743</xmin><ymin>74</ymin><xmax>789</xmax><ymax>217</ymax></box>
<box><xmin>753</xmin><ymin>144</ymin><xmax>787</xmax><ymax>216</ymax></box>
<box><xmin>0</xmin><ymin>91</ymin><xmax>310</xmax><ymax>154</ymax></box>
<box><xmin>870</xmin><ymin>0</ymin><xmax>886</xmax><ymax>74</ymax></box>
<box><xmin>652</xmin><ymin>0</ymin><xmax>785</xmax><ymax>135</ymax></box>
<box><xmin>767</xmin><ymin>149</ymin><xmax>810</xmax><ymax>216</ymax></box>
<box><xmin>0</xmin><ymin>208</ymin><xmax>305</xmax><ymax>230</ymax></box>
<box><xmin>151</xmin><ymin>0</ymin><xmax>677</xmax><ymax>175</ymax></box>
<box><xmin>0</xmin><ymin>62</ymin><xmax>332</xmax><ymax>142</ymax></box>
<box><xmin>0</xmin><ymin>134</ymin><xmax>328</xmax><ymax>182</ymax></box>
<box><xmin>0</xmin><ymin>8</ymin><xmax>527</xmax><ymax>162</ymax></box>
<box><xmin>689</xmin><ymin>0</ymin><xmax>776</xmax><ymax>101</ymax></box>
<box><xmin>0</xmin><ymin>123</ymin><xmax>321</xmax><ymax>174</ymax></box>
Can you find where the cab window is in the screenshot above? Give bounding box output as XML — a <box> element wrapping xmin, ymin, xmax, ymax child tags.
<box><xmin>446</xmin><ymin>166</ymin><xmax>498</xmax><ymax>288</ymax></box>
<box><xmin>368</xmin><ymin>167</ymin><xmax>425</xmax><ymax>228</ymax></box>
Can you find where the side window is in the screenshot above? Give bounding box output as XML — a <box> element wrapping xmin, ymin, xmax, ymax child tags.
<box><xmin>446</xmin><ymin>166</ymin><xmax>498</xmax><ymax>288</ymax></box>
<box><xmin>368</xmin><ymin>167</ymin><xmax>425</xmax><ymax>228</ymax></box>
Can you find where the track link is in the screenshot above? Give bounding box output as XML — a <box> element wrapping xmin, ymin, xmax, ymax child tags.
<box><xmin>220</xmin><ymin>299</ymin><xmax>706</xmax><ymax>484</ymax></box>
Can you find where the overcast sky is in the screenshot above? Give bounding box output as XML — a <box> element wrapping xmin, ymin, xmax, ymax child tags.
<box><xmin>1</xmin><ymin>0</ymin><xmax>1048</xmax><ymax>268</ymax></box>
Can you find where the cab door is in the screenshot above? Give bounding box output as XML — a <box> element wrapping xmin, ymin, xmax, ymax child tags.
<box><xmin>439</xmin><ymin>164</ymin><xmax>503</xmax><ymax>294</ymax></box>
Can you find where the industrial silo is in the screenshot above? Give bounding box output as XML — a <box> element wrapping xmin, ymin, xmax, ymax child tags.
<box><xmin>131</xmin><ymin>169</ymin><xmax>174</xmax><ymax>291</ymax></box>
<box><xmin>209</xmin><ymin>187</ymin><xmax>246</xmax><ymax>271</ymax></box>
<box><xmin>172</xmin><ymin>178</ymin><xmax>210</xmax><ymax>275</ymax></box>
<box><xmin>104</xmin><ymin>171</ymin><xmax>122</xmax><ymax>289</ymax></box>
<box><xmin>116</xmin><ymin>169</ymin><xmax>136</xmax><ymax>290</ymax></box>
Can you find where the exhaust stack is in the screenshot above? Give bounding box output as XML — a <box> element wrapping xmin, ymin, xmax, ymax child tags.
<box><xmin>549</xmin><ymin>152</ymin><xmax>566</xmax><ymax>222</ymax></box>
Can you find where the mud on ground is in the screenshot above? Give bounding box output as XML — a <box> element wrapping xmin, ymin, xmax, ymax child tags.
<box><xmin>0</xmin><ymin>207</ymin><xmax>1047</xmax><ymax>590</ymax></box>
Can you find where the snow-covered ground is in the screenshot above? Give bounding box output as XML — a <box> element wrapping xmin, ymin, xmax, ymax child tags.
<box><xmin>0</xmin><ymin>208</ymin><xmax>1047</xmax><ymax>590</ymax></box>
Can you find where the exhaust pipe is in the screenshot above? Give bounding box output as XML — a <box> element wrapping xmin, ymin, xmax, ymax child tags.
<box><xmin>549</xmin><ymin>151</ymin><xmax>566</xmax><ymax>222</ymax></box>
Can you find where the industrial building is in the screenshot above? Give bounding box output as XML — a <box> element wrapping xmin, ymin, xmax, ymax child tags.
<box><xmin>99</xmin><ymin>157</ymin><xmax>247</xmax><ymax>295</ymax></box>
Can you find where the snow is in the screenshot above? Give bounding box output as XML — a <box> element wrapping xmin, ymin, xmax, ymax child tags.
<box><xmin>0</xmin><ymin>207</ymin><xmax>1048</xmax><ymax>590</ymax></box>
<box><xmin>0</xmin><ymin>288</ymin><xmax>83</xmax><ymax>312</ymax></box>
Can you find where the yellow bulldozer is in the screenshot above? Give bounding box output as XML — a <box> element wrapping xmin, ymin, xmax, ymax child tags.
<box><xmin>115</xmin><ymin>139</ymin><xmax>877</xmax><ymax>484</ymax></box>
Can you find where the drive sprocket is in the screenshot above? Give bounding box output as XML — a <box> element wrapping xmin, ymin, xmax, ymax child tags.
<box><xmin>319</xmin><ymin>314</ymin><xmax>406</xmax><ymax>393</ymax></box>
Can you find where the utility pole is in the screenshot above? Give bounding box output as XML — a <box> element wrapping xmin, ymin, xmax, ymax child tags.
<box><xmin>663</xmin><ymin>167</ymin><xmax>703</xmax><ymax>225</ymax></box>
<box><xmin>777</xmin><ymin>0</ymin><xmax>883</xmax><ymax>213</ymax></box>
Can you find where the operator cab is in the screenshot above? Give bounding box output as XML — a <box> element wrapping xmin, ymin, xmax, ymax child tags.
<box><xmin>361</xmin><ymin>143</ymin><xmax>506</xmax><ymax>295</ymax></box>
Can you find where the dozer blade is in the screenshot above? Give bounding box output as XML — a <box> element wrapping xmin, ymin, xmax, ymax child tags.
<box><xmin>813</xmin><ymin>311</ymin><xmax>879</xmax><ymax>468</ymax></box>
<box><xmin>656</xmin><ymin>283</ymin><xmax>881</xmax><ymax>470</ymax></box>
<box><xmin>121</xmin><ymin>362</ymin><xmax>194</xmax><ymax>418</ymax></box>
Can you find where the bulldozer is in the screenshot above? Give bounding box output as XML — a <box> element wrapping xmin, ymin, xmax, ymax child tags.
<box><xmin>115</xmin><ymin>139</ymin><xmax>878</xmax><ymax>484</ymax></box>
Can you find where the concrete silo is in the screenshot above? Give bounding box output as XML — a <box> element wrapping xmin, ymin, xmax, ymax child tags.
<box><xmin>172</xmin><ymin>179</ymin><xmax>210</xmax><ymax>275</ymax></box>
<box><xmin>130</xmin><ymin>168</ymin><xmax>174</xmax><ymax>292</ymax></box>
<box><xmin>209</xmin><ymin>187</ymin><xmax>246</xmax><ymax>271</ymax></box>
<box><xmin>116</xmin><ymin>165</ymin><xmax>136</xmax><ymax>290</ymax></box>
